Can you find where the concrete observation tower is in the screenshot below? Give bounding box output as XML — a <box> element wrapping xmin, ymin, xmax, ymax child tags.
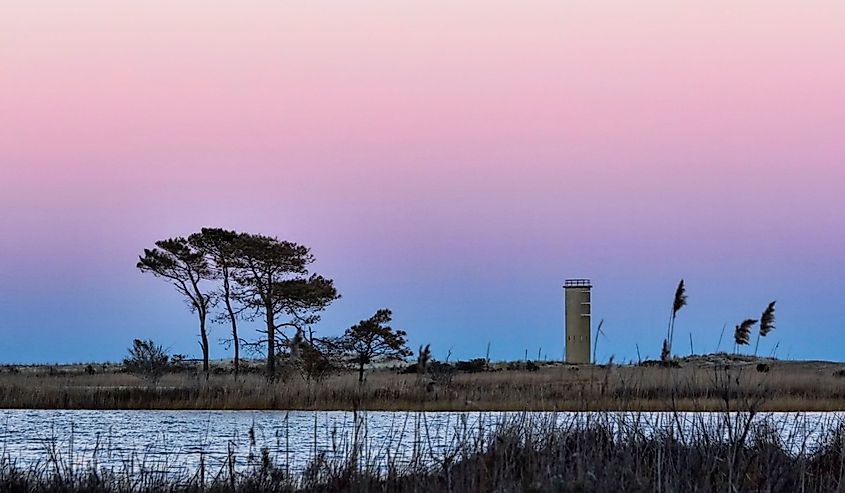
<box><xmin>564</xmin><ymin>279</ymin><xmax>591</xmax><ymax>364</ymax></box>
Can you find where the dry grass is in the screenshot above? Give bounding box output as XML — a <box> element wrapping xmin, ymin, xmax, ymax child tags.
<box><xmin>3</xmin><ymin>411</ymin><xmax>845</xmax><ymax>492</ymax></box>
<box><xmin>2</xmin><ymin>355</ymin><xmax>845</xmax><ymax>411</ymax></box>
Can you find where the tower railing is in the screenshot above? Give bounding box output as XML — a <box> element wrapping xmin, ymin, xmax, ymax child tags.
<box><xmin>564</xmin><ymin>279</ymin><xmax>592</xmax><ymax>287</ymax></box>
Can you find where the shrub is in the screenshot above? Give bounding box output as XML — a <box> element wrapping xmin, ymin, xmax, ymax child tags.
<box><xmin>169</xmin><ymin>353</ymin><xmax>191</xmax><ymax>373</ymax></box>
<box><xmin>454</xmin><ymin>358</ymin><xmax>488</xmax><ymax>373</ymax></box>
<box><xmin>123</xmin><ymin>339</ymin><xmax>169</xmax><ymax>384</ymax></box>
<box><xmin>639</xmin><ymin>359</ymin><xmax>681</xmax><ymax>368</ymax></box>
<box><xmin>297</xmin><ymin>338</ymin><xmax>344</xmax><ymax>382</ymax></box>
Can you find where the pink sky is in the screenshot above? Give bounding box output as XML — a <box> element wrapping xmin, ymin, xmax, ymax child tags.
<box><xmin>1</xmin><ymin>1</ymin><xmax>843</xmax><ymax>362</ymax></box>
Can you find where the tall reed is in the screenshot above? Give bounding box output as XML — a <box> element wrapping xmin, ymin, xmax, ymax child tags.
<box><xmin>2</xmin><ymin>410</ymin><xmax>845</xmax><ymax>492</ymax></box>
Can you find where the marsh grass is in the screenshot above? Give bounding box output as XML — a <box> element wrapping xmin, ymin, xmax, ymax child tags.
<box><xmin>2</xmin><ymin>410</ymin><xmax>845</xmax><ymax>492</ymax></box>
<box><xmin>2</xmin><ymin>355</ymin><xmax>845</xmax><ymax>411</ymax></box>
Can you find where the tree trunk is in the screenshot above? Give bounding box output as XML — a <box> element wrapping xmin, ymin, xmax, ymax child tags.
<box><xmin>199</xmin><ymin>311</ymin><xmax>210</xmax><ymax>376</ymax></box>
<box><xmin>232</xmin><ymin>319</ymin><xmax>239</xmax><ymax>375</ymax></box>
<box><xmin>358</xmin><ymin>361</ymin><xmax>365</xmax><ymax>383</ymax></box>
<box><xmin>223</xmin><ymin>275</ymin><xmax>239</xmax><ymax>375</ymax></box>
<box><xmin>266</xmin><ymin>299</ymin><xmax>276</xmax><ymax>380</ymax></box>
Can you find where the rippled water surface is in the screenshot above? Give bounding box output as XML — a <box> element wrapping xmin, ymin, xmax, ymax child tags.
<box><xmin>0</xmin><ymin>410</ymin><xmax>841</xmax><ymax>476</ymax></box>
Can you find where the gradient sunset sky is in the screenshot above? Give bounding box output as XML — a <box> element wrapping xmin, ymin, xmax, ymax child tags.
<box><xmin>1</xmin><ymin>1</ymin><xmax>843</xmax><ymax>363</ymax></box>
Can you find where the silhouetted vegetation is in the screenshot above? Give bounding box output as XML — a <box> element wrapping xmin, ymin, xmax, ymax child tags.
<box><xmin>342</xmin><ymin>309</ymin><xmax>412</xmax><ymax>383</ymax></box>
<box><xmin>287</xmin><ymin>329</ymin><xmax>344</xmax><ymax>382</ymax></box>
<box><xmin>2</xmin><ymin>410</ymin><xmax>845</xmax><ymax>492</ymax></box>
<box><xmin>122</xmin><ymin>339</ymin><xmax>169</xmax><ymax>384</ymax></box>
<box><xmin>665</xmin><ymin>278</ymin><xmax>687</xmax><ymax>357</ymax></box>
<box><xmin>734</xmin><ymin>318</ymin><xmax>758</xmax><ymax>350</ymax></box>
<box><xmin>137</xmin><ymin>238</ymin><xmax>214</xmax><ymax>374</ymax></box>
<box><xmin>756</xmin><ymin>300</ymin><xmax>777</xmax><ymax>355</ymax></box>
<box><xmin>138</xmin><ymin>229</ymin><xmax>339</xmax><ymax>380</ymax></box>
<box><xmin>189</xmin><ymin>228</ymin><xmax>244</xmax><ymax>374</ymax></box>
<box><xmin>454</xmin><ymin>358</ymin><xmax>489</xmax><ymax>373</ymax></box>
<box><xmin>232</xmin><ymin>233</ymin><xmax>339</xmax><ymax>379</ymax></box>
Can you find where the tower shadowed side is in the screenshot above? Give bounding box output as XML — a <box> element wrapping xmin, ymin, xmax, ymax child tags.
<box><xmin>564</xmin><ymin>279</ymin><xmax>591</xmax><ymax>364</ymax></box>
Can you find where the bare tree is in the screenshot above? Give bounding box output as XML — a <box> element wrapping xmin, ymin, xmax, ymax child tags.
<box><xmin>137</xmin><ymin>238</ymin><xmax>214</xmax><ymax>374</ymax></box>
<box><xmin>342</xmin><ymin>309</ymin><xmax>412</xmax><ymax>383</ymax></box>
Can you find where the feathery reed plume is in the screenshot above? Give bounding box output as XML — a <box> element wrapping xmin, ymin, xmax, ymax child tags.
<box><xmin>417</xmin><ymin>344</ymin><xmax>431</xmax><ymax>376</ymax></box>
<box><xmin>673</xmin><ymin>279</ymin><xmax>688</xmax><ymax>314</ymax></box>
<box><xmin>734</xmin><ymin>319</ymin><xmax>757</xmax><ymax>351</ymax></box>
<box><xmin>755</xmin><ymin>301</ymin><xmax>776</xmax><ymax>356</ymax></box>
<box><xmin>665</xmin><ymin>279</ymin><xmax>687</xmax><ymax>356</ymax></box>
<box><xmin>759</xmin><ymin>301</ymin><xmax>776</xmax><ymax>337</ymax></box>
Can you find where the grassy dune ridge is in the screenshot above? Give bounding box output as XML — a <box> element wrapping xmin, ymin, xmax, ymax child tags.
<box><xmin>2</xmin><ymin>354</ymin><xmax>845</xmax><ymax>411</ymax></box>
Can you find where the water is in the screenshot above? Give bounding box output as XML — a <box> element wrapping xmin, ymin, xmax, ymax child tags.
<box><xmin>0</xmin><ymin>410</ymin><xmax>841</xmax><ymax>477</ymax></box>
<box><xmin>0</xmin><ymin>409</ymin><xmax>493</xmax><ymax>476</ymax></box>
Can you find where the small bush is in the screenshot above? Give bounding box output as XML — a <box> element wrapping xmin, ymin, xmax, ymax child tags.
<box><xmin>169</xmin><ymin>354</ymin><xmax>191</xmax><ymax>372</ymax></box>
<box><xmin>454</xmin><ymin>359</ymin><xmax>488</xmax><ymax>373</ymax></box>
<box><xmin>123</xmin><ymin>339</ymin><xmax>169</xmax><ymax>384</ymax></box>
<box><xmin>639</xmin><ymin>359</ymin><xmax>681</xmax><ymax>368</ymax></box>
